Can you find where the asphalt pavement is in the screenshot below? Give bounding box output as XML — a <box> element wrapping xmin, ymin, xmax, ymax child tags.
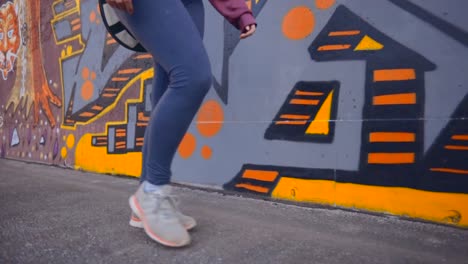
<box><xmin>1</xmin><ymin>159</ymin><xmax>467</xmax><ymax>264</ymax></box>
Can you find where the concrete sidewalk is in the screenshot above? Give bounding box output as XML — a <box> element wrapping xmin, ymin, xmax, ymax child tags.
<box><xmin>1</xmin><ymin>159</ymin><xmax>467</xmax><ymax>264</ymax></box>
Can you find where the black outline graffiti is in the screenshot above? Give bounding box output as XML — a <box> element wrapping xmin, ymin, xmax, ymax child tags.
<box><xmin>309</xmin><ymin>5</ymin><xmax>436</xmax><ymax>187</ymax></box>
<box><xmin>63</xmin><ymin>54</ymin><xmax>153</xmax><ymax>126</ymax></box>
<box><xmin>226</xmin><ymin>5</ymin><xmax>468</xmax><ymax>196</ymax></box>
<box><xmin>91</xmin><ymin>78</ymin><xmax>152</xmax><ymax>154</ymax></box>
<box><xmin>264</xmin><ymin>81</ymin><xmax>340</xmax><ymax>143</ymax></box>
<box><xmin>422</xmin><ymin>94</ymin><xmax>468</xmax><ymax>193</ymax></box>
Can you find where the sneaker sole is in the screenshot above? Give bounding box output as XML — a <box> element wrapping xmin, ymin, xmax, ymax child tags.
<box><xmin>129</xmin><ymin>211</ymin><xmax>196</xmax><ymax>231</ymax></box>
<box><xmin>129</xmin><ymin>195</ymin><xmax>191</xmax><ymax>248</ymax></box>
<box><xmin>129</xmin><ymin>214</ymin><xmax>143</xmax><ymax>228</ymax></box>
<box><xmin>182</xmin><ymin>219</ymin><xmax>197</xmax><ymax>231</ymax></box>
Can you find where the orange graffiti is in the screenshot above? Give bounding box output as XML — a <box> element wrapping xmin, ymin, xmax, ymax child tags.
<box><xmin>368</xmin><ymin>153</ymin><xmax>415</xmax><ymax>164</ymax></box>
<box><xmin>373</xmin><ymin>69</ymin><xmax>416</xmax><ymax>82</ymax></box>
<box><xmin>430</xmin><ymin>168</ymin><xmax>468</xmax><ymax>175</ymax></box>
<box><xmin>0</xmin><ymin>2</ymin><xmax>20</xmax><ymax>80</ymax></box>
<box><xmin>81</xmin><ymin>82</ymin><xmax>93</xmax><ymax>101</ymax></box>
<box><xmin>282</xmin><ymin>6</ymin><xmax>315</xmax><ymax>40</ymax></box>
<box><xmin>178</xmin><ymin>133</ymin><xmax>196</xmax><ymax>159</ymax></box>
<box><xmin>201</xmin><ymin>145</ymin><xmax>212</xmax><ymax>160</ymax></box>
<box><xmin>89</xmin><ymin>10</ymin><xmax>96</xmax><ymax>23</ymax></box>
<box><xmin>196</xmin><ymin>100</ymin><xmax>224</xmax><ymax>137</ymax></box>
<box><xmin>315</xmin><ymin>0</ymin><xmax>336</xmax><ymax>10</ymax></box>
<box><xmin>242</xmin><ymin>169</ymin><xmax>279</xmax><ymax>182</ymax></box>
<box><xmin>373</xmin><ymin>93</ymin><xmax>417</xmax><ymax>105</ymax></box>
<box><xmin>369</xmin><ymin>132</ymin><xmax>416</xmax><ymax>142</ymax></box>
<box><xmin>30</xmin><ymin>1</ymin><xmax>62</xmax><ymax>127</ymax></box>
<box><xmin>81</xmin><ymin>67</ymin><xmax>95</xmax><ymax>101</ymax></box>
<box><xmin>318</xmin><ymin>44</ymin><xmax>352</xmax><ymax>51</ymax></box>
<box><xmin>290</xmin><ymin>99</ymin><xmax>320</xmax><ymax>105</ymax></box>
<box><xmin>444</xmin><ymin>145</ymin><xmax>468</xmax><ymax>151</ymax></box>
<box><xmin>235</xmin><ymin>183</ymin><xmax>269</xmax><ymax>193</ymax></box>
<box><xmin>328</xmin><ymin>30</ymin><xmax>361</xmax><ymax>36</ymax></box>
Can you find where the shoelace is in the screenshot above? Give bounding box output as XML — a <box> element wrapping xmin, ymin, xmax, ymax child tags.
<box><xmin>148</xmin><ymin>193</ymin><xmax>181</xmax><ymax>219</ymax></box>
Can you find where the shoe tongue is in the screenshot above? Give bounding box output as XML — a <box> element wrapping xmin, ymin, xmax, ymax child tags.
<box><xmin>154</xmin><ymin>185</ymin><xmax>172</xmax><ymax>196</ymax></box>
<box><xmin>160</xmin><ymin>197</ymin><xmax>173</xmax><ymax>210</ymax></box>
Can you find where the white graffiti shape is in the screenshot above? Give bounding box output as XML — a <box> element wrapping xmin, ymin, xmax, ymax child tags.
<box><xmin>11</xmin><ymin>127</ymin><xmax>19</xmax><ymax>146</ymax></box>
<box><xmin>0</xmin><ymin>49</ymin><xmax>18</xmax><ymax>80</ymax></box>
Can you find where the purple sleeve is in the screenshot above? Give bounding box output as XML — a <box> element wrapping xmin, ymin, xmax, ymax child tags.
<box><xmin>208</xmin><ymin>0</ymin><xmax>256</xmax><ymax>32</ymax></box>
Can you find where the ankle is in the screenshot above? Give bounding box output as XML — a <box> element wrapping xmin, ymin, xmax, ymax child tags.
<box><xmin>143</xmin><ymin>181</ymin><xmax>171</xmax><ymax>194</ymax></box>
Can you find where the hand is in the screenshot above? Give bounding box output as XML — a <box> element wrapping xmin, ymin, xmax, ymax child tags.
<box><xmin>240</xmin><ymin>24</ymin><xmax>256</xmax><ymax>39</ymax></box>
<box><xmin>107</xmin><ymin>0</ymin><xmax>134</xmax><ymax>14</ymax></box>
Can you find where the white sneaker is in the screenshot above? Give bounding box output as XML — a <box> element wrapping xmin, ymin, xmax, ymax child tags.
<box><xmin>129</xmin><ymin>184</ymin><xmax>191</xmax><ymax>247</ymax></box>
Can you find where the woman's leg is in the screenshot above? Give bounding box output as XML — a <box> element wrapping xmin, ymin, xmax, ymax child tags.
<box><xmin>139</xmin><ymin>64</ymin><xmax>168</xmax><ymax>184</ymax></box>
<box><xmin>138</xmin><ymin>0</ymin><xmax>206</xmax><ymax>184</ymax></box>
<box><xmin>116</xmin><ymin>0</ymin><xmax>211</xmax><ymax>247</ymax></box>
<box><xmin>117</xmin><ymin>0</ymin><xmax>211</xmax><ymax>186</ymax></box>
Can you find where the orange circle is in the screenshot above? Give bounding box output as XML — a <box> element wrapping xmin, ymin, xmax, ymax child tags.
<box><xmin>82</xmin><ymin>67</ymin><xmax>90</xmax><ymax>80</ymax></box>
<box><xmin>81</xmin><ymin>80</ymin><xmax>94</xmax><ymax>101</ymax></box>
<box><xmin>282</xmin><ymin>6</ymin><xmax>315</xmax><ymax>40</ymax></box>
<box><xmin>196</xmin><ymin>100</ymin><xmax>224</xmax><ymax>138</ymax></box>
<box><xmin>61</xmin><ymin>147</ymin><xmax>67</xmax><ymax>159</ymax></box>
<box><xmin>91</xmin><ymin>71</ymin><xmax>97</xmax><ymax>80</ymax></box>
<box><xmin>90</xmin><ymin>11</ymin><xmax>96</xmax><ymax>23</ymax></box>
<box><xmin>66</xmin><ymin>134</ymin><xmax>75</xmax><ymax>149</ymax></box>
<box><xmin>178</xmin><ymin>133</ymin><xmax>196</xmax><ymax>159</ymax></box>
<box><xmin>201</xmin><ymin>145</ymin><xmax>212</xmax><ymax>160</ymax></box>
<box><xmin>315</xmin><ymin>0</ymin><xmax>335</xmax><ymax>9</ymax></box>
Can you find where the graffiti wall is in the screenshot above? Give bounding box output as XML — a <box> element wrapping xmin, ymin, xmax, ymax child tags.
<box><xmin>1</xmin><ymin>0</ymin><xmax>467</xmax><ymax>227</ymax></box>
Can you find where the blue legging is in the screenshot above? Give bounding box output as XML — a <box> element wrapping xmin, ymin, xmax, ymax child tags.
<box><xmin>116</xmin><ymin>0</ymin><xmax>211</xmax><ymax>185</ymax></box>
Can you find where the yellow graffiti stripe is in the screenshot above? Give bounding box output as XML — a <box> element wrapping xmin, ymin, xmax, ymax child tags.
<box><xmin>51</xmin><ymin>1</ymin><xmax>151</xmax><ymax>131</ymax></box>
<box><xmin>272</xmin><ymin>178</ymin><xmax>468</xmax><ymax>227</ymax></box>
<box><xmin>50</xmin><ymin>0</ymin><xmax>88</xmax><ymax>131</ymax></box>
<box><xmin>62</xmin><ymin>68</ymin><xmax>154</xmax><ymax>130</ymax></box>
<box><xmin>52</xmin><ymin>0</ymin><xmax>78</xmax><ymax>17</ymax></box>
<box><xmin>50</xmin><ymin>0</ymin><xmax>84</xmax><ymax>52</ymax></box>
<box><xmin>74</xmin><ymin>69</ymin><xmax>153</xmax><ymax>175</ymax></box>
<box><xmin>51</xmin><ymin>0</ymin><xmax>143</xmax><ymax>131</ymax></box>
<box><xmin>75</xmin><ymin>133</ymin><xmax>142</xmax><ymax>177</ymax></box>
<box><xmin>90</xmin><ymin>68</ymin><xmax>153</xmax><ymax>136</ymax></box>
